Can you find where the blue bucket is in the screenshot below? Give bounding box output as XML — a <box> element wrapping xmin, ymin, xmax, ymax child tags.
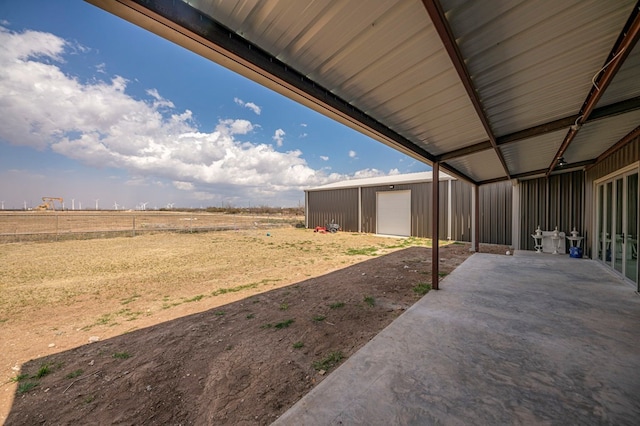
<box><xmin>569</xmin><ymin>247</ymin><xmax>582</xmax><ymax>258</ymax></box>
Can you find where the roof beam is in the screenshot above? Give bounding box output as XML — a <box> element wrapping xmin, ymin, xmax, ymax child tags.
<box><xmin>547</xmin><ymin>1</ymin><xmax>640</xmax><ymax>176</ymax></box>
<box><xmin>421</xmin><ymin>0</ymin><xmax>511</xmax><ymax>179</ymax></box>
<box><xmin>437</xmin><ymin>96</ymin><xmax>640</xmax><ymax>161</ymax></box>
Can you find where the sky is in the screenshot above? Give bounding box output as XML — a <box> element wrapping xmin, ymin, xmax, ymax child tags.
<box><xmin>0</xmin><ymin>1</ymin><xmax>428</xmax><ymax>210</ymax></box>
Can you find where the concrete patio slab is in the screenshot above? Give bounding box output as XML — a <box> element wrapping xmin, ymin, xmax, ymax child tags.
<box><xmin>273</xmin><ymin>252</ymin><xmax>640</xmax><ymax>425</ymax></box>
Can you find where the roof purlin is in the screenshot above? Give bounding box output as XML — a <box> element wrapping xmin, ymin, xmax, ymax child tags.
<box><xmin>437</xmin><ymin>96</ymin><xmax>640</xmax><ymax>162</ymax></box>
<box><xmin>421</xmin><ymin>0</ymin><xmax>511</xmax><ymax>180</ymax></box>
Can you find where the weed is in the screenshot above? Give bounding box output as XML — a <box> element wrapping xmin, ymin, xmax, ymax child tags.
<box><xmin>312</xmin><ymin>351</ymin><xmax>344</xmax><ymax>371</ymax></box>
<box><xmin>364</xmin><ymin>296</ymin><xmax>375</xmax><ymax>307</ymax></box>
<box><xmin>185</xmin><ymin>294</ymin><xmax>204</xmax><ymax>302</ymax></box>
<box><xmin>279</xmin><ymin>302</ymin><xmax>289</xmax><ymax>311</ymax></box>
<box><xmin>261</xmin><ymin>323</ymin><xmax>273</xmax><ymax>329</ymax></box>
<box><xmin>329</xmin><ymin>302</ymin><xmax>345</xmax><ymax>309</ymax></box>
<box><xmin>65</xmin><ymin>369</ymin><xmax>84</xmax><ymax>379</ymax></box>
<box><xmin>345</xmin><ymin>247</ymin><xmax>379</xmax><ymax>256</ymax></box>
<box><xmin>246</xmin><ymin>313</ymin><xmax>255</xmax><ymax>319</ymax></box>
<box><xmin>292</xmin><ymin>341</ymin><xmax>304</xmax><ymax>349</ymax></box>
<box><xmin>438</xmin><ymin>272</ymin><xmax>449</xmax><ymax>277</ymax></box>
<box><xmin>312</xmin><ymin>315</ymin><xmax>326</xmax><ymax>322</ymax></box>
<box><xmin>113</xmin><ymin>352</ymin><xmax>131</xmax><ymax>359</ymax></box>
<box><xmin>9</xmin><ymin>373</ymin><xmax>28</xmax><ymax>383</ymax></box>
<box><xmin>120</xmin><ymin>294</ymin><xmax>141</xmax><ymax>305</ymax></box>
<box><xmin>226</xmin><ymin>345</ymin><xmax>233</xmax><ymax>351</ymax></box>
<box><xmin>17</xmin><ymin>382</ymin><xmax>38</xmax><ymax>394</ymax></box>
<box><xmin>413</xmin><ymin>282</ymin><xmax>432</xmax><ymax>295</ymax></box>
<box><xmin>35</xmin><ymin>364</ymin><xmax>51</xmax><ymax>378</ymax></box>
<box><xmin>0</xmin><ymin>318</ymin><xmax>8</xmax><ymax>323</ymax></box>
<box><xmin>274</xmin><ymin>319</ymin><xmax>294</xmax><ymax>329</ymax></box>
<box><xmin>214</xmin><ymin>311</ymin><xmax>225</xmax><ymax>316</ymax></box>
<box><xmin>84</xmin><ymin>395</ymin><xmax>95</xmax><ymax>404</ymax></box>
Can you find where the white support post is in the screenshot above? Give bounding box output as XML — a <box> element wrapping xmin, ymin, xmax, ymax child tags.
<box><xmin>511</xmin><ymin>180</ymin><xmax>520</xmax><ymax>250</ymax></box>
<box><xmin>471</xmin><ymin>185</ymin><xmax>477</xmax><ymax>252</ymax></box>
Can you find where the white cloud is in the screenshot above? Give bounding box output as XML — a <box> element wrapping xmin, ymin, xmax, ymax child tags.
<box><xmin>173</xmin><ymin>181</ymin><xmax>194</xmax><ymax>191</ymax></box>
<box><xmin>300</xmin><ymin>123</ymin><xmax>307</xmax><ymax>127</ymax></box>
<box><xmin>234</xmin><ymin>97</ymin><xmax>261</xmax><ymax>115</ymax></box>
<box><xmin>348</xmin><ymin>150</ymin><xmax>357</xmax><ymax>158</ymax></box>
<box><xmin>273</xmin><ymin>128</ymin><xmax>285</xmax><ymax>147</ymax></box>
<box><xmin>0</xmin><ymin>27</ymin><xmax>363</xmax><ymax>205</ymax></box>
<box><xmin>320</xmin><ymin>155</ymin><xmax>329</xmax><ymax>161</ymax></box>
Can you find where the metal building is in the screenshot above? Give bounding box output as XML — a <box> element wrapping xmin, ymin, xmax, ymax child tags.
<box><xmin>305</xmin><ymin>172</ymin><xmax>512</xmax><ymax>245</ymax></box>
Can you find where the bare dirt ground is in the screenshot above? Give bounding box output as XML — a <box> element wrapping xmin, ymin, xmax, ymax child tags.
<box><xmin>0</xmin><ymin>228</ymin><xmax>507</xmax><ymax>425</ymax></box>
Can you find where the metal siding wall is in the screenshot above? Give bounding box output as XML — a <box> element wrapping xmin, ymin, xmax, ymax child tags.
<box><xmin>306</xmin><ymin>188</ymin><xmax>359</xmax><ymax>231</ymax></box>
<box><xmin>309</xmin><ymin>179</ymin><xmax>510</xmax><ymax>242</ymax></box>
<box><xmin>450</xmin><ymin>180</ymin><xmax>472</xmax><ymax>241</ymax></box>
<box><xmin>585</xmin><ymin>136</ymin><xmax>640</xmax><ymax>258</ymax></box>
<box><xmin>519</xmin><ymin>171</ymin><xmax>584</xmax><ymax>252</ymax></box>
<box><xmin>478</xmin><ymin>181</ymin><xmax>513</xmax><ymax>245</ymax></box>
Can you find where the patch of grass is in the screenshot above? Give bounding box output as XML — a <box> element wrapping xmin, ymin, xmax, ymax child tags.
<box><xmin>292</xmin><ymin>341</ymin><xmax>304</xmax><ymax>349</ymax></box>
<box><xmin>84</xmin><ymin>395</ymin><xmax>95</xmax><ymax>404</ymax></box>
<box><xmin>246</xmin><ymin>313</ymin><xmax>255</xmax><ymax>319</ymax></box>
<box><xmin>364</xmin><ymin>296</ymin><xmax>375</xmax><ymax>307</ymax></box>
<box><xmin>120</xmin><ymin>294</ymin><xmax>141</xmax><ymax>305</ymax></box>
<box><xmin>345</xmin><ymin>247</ymin><xmax>379</xmax><ymax>256</ymax></box>
<box><xmin>35</xmin><ymin>364</ymin><xmax>51</xmax><ymax>379</ymax></box>
<box><xmin>412</xmin><ymin>282</ymin><xmax>432</xmax><ymax>295</ymax></box>
<box><xmin>9</xmin><ymin>373</ymin><xmax>29</xmax><ymax>383</ymax></box>
<box><xmin>274</xmin><ymin>319</ymin><xmax>295</xmax><ymax>329</ymax></box>
<box><xmin>261</xmin><ymin>323</ymin><xmax>273</xmax><ymax>329</ymax></box>
<box><xmin>214</xmin><ymin>311</ymin><xmax>225</xmax><ymax>316</ymax></box>
<box><xmin>112</xmin><ymin>352</ymin><xmax>131</xmax><ymax>359</ymax></box>
<box><xmin>438</xmin><ymin>272</ymin><xmax>448</xmax><ymax>277</ymax></box>
<box><xmin>329</xmin><ymin>302</ymin><xmax>345</xmax><ymax>309</ymax></box>
<box><xmin>312</xmin><ymin>315</ymin><xmax>326</xmax><ymax>322</ymax></box>
<box><xmin>0</xmin><ymin>318</ymin><xmax>8</xmax><ymax>323</ymax></box>
<box><xmin>17</xmin><ymin>382</ymin><xmax>38</xmax><ymax>394</ymax></box>
<box><xmin>211</xmin><ymin>279</ymin><xmax>281</xmax><ymax>297</ymax></box>
<box><xmin>185</xmin><ymin>294</ymin><xmax>204</xmax><ymax>302</ymax></box>
<box><xmin>65</xmin><ymin>369</ymin><xmax>84</xmax><ymax>379</ymax></box>
<box><xmin>279</xmin><ymin>302</ymin><xmax>289</xmax><ymax>311</ymax></box>
<box><xmin>312</xmin><ymin>351</ymin><xmax>344</xmax><ymax>371</ymax></box>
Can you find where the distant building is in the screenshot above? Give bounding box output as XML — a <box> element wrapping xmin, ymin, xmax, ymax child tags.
<box><xmin>304</xmin><ymin>172</ymin><xmax>512</xmax><ymax>244</ymax></box>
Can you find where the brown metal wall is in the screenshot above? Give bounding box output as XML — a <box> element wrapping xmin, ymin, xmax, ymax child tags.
<box><xmin>479</xmin><ymin>181</ymin><xmax>513</xmax><ymax>245</ymax></box>
<box><xmin>584</xmin><ymin>135</ymin><xmax>640</xmax><ymax>257</ymax></box>
<box><xmin>519</xmin><ymin>171</ymin><xmax>584</xmax><ymax>252</ymax></box>
<box><xmin>450</xmin><ymin>180</ymin><xmax>472</xmax><ymax>242</ymax></box>
<box><xmin>306</xmin><ymin>188</ymin><xmax>359</xmax><ymax>231</ymax></box>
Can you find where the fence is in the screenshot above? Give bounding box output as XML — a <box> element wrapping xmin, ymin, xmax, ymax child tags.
<box><xmin>0</xmin><ymin>212</ymin><xmax>303</xmax><ymax>243</ymax></box>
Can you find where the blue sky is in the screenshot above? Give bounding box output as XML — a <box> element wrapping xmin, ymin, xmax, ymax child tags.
<box><xmin>0</xmin><ymin>1</ymin><xmax>426</xmax><ymax>210</ymax></box>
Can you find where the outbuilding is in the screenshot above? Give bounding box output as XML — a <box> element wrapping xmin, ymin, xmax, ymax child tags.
<box><xmin>305</xmin><ymin>172</ymin><xmax>512</xmax><ymax>245</ymax></box>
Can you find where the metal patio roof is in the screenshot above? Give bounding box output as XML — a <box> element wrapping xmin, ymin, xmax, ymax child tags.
<box><xmin>87</xmin><ymin>0</ymin><xmax>640</xmax><ymax>186</ymax></box>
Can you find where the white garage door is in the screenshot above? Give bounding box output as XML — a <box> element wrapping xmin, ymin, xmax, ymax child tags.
<box><xmin>376</xmin><ymin>190</ymin><xmax>411</xmax><ymax>237</ymax></box>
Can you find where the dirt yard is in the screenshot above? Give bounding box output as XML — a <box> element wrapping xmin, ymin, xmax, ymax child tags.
<box><xmin>0</xmin><ymin>227</ymin><xmax>507</xmax><ymax>425</ymax></box>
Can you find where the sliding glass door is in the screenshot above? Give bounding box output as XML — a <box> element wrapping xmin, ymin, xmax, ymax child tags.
<box><xmin>596</xmin><ymin>170</ymin><xmax>639</xmax><ymax>289</ymax></box>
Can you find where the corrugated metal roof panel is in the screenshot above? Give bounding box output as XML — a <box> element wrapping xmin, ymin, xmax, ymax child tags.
<box><xmin>445</xmin><ymin>150</ymin><xmax>506</xmax><ymax>182</ymax></box>
<box><xmin>565</xmin><ymin>110</ymin><xmax>640</xmax><ymax>161</ymax></box>
<box><xmin>500</xmin><ymin>130</ymin><xmax>566</xmax><ymax>175</ymax></box>
<box><xmin>306</xmin><ymin>171</ymin><xmax>454</xmax><ymax>191</ymax></box>
<box><xmin>444</xmin><ymin>0</ymin><xmax>637</xmax><ymax>136</ymax></box>
<box><xmin>191</xmin><ymin>0</ymin><xmax>489</xmax><ymax>159</ymax></box>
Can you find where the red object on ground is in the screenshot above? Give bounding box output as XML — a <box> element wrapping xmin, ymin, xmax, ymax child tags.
<box><xmin>314</xmin><ymin>226</ymin><xmax>327</xmax><ymax>233</ymax></box>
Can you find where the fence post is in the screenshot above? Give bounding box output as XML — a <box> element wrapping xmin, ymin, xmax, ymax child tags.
<box><xmin>190</xmin><ymin>214</ymin><xmax>193</xmax><ymax>233</ymax></box>
<box><xmin>56</xmin><ymin>214</ymin><xmax>59</xmax><ymax>241</ymax></box>
<box><xmin>132</xmin><ymin>215</ymin><xmax>136</xmax><ymax>237</ymax></box>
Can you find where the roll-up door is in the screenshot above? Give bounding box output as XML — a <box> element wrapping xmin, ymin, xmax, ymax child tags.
<box><xmin>376</xmin><ymin>190</ymin><xmax>411</xmax><ymax>236</ymax></box>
